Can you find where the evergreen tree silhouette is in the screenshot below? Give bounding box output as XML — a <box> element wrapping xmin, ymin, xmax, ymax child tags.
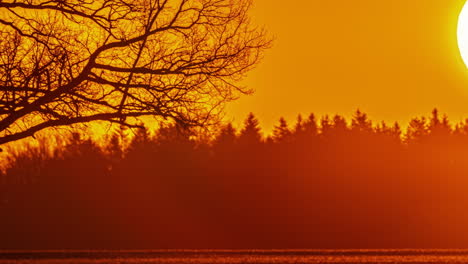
<box><xmin>320</xmin><ymin>115</ymin><xmax>332</xmax><ymax>136</ymax></box>
<box><xmin>332</xmin><ymin>115</ymin><xmax>348</xmax><ymax>133</ymax></box>
<box><xmin>391</xmin><ymin>122</ymin><xmax>402</xmax><ymax>139</ymax></box>
<box><xmin>351</xmin><ymin>109</ymin><xmax>372</xmax><ymax>133</ymax></box>
<box><xmin>304</xmin><ymin>113</ymin><xmax>319</xmax><ymax>136</ymax></box>
<box><xmin>271</xmin><ymin>117</ymin><xmax>291</xmax><ymax>143</ymax></box>
<box><xmin>405</xmin><ymin>117</ymin><xmax>428</xmax><ymax>144</ymax></box>
<box><xmin>429</xmin><ymin>108</ymin><xmax>451</xmax><ymax>139</ymax></box>
<box><xmin>214</xmin><ymin>123</ymin><xmax>237</xmax><ymax>150</ymax></box>
<box><xmin>293</xmin><ymin>115</ymin><xmax>305</xmax><ymax>135</ymax></box>
<box><xmin>238</xmin><ymin>113</ymin><xmax>262</xmax><ymax>146</ymax></box>
<box><xmin>5</xmin><ymin>109</ymin><xmax>468</xmax><ymax>249</ymax></box>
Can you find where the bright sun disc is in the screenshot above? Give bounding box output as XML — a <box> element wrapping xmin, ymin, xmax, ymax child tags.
<box><xmin>458</xmin><ymin>2</ymin><xmax>468</xmax><ymax>68</ymax></box>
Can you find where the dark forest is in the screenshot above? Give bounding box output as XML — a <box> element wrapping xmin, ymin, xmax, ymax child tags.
<box><xmin>2</xmin><ymin>109</ymin><xmax>468</xmax><ymax>249</ymax></box>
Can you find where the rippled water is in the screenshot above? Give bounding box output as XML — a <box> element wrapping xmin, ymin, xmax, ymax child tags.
<box><xmin>2</xmin><ymin>250</ymin><xmax>468</xmax><ymax>263</ymax></box>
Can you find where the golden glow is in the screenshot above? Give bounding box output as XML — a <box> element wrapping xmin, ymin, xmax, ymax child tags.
<box><xmin>228</xmin><ymin>0</ymin><xmax>468</xmax><ymax>132</ymax></box>
<box><xmin>459</xmin><ymin>1</ymin><xmax>468</xmax><ymax>68</ymax></box>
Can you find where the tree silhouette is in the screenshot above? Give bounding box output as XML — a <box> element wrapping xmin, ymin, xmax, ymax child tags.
<box><xmin>332</xmin><ymin>115</ymin><xmax>348</xmax><ymax>134</ymax></box>
<box><xmin>271</xmin><ymin>117</ymin><xmax>291</xmax><ymax>143</ymax></box>
<box><xmin>6</xmin><ymin>110</ymin><xmax>468</xmax><ymax>249</ymax></box>
<box><xmin>351</xmin><ymin>109</ymin><xmax>372</xmax><ymax>133</ymax></box>
<box><xmin>405</xmin><ymin>116</ymin><xmax>428</xmax><ymax>144</ymax></box>
<box><xmin>0</xmin><ymin>0</ymin><xmax>270</xmax><ymax>145</ymax></box>
<box><xmin>304</xmin><ymin>114</ymin><xmax>318</xmax><ymax>136</ymax></box>
<box><xmin>213</xmin><ymin>123</ymin><xmax>237</xmax><ymax>150</ymax></box>
<box><xmin>375</xmin><ymin>121</ymin><xmax>402</xmax><ymax>143</ymax></box>
<box><xmin>238</xmin><ymin>112</ymin><xmax>262</xmax><ymax>146</ymax></box>
<box><xmin>428</xmin><ymin>108</ymin><xmax>451</xmax><ymax>139</ymax></box>
<box><xmin>294</xmin><ymin>113</ymin><xmax>318</xmax><ymax>144</ymax></box>
<box><xmin>320</xmin><ymin>115</ymin><xmax>332</xmax><ymax>137</ymax></box>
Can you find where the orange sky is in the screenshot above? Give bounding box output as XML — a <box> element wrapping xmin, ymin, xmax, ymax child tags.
<box><xmin>226</xmin><ymin>0</ymin><xmax>468</xmax><ymax>133</ymax></box>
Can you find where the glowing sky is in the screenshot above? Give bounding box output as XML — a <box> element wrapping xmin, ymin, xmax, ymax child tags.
<box><xmin>226</xmin><ymin>0</ymin><xmax>468</xmax><ymax>132</ymax></box>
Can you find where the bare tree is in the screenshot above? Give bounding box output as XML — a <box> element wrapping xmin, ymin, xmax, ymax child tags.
<box><xmin>0</xmin><ymin>0</ymin><xmax>270</xmax><ymax>145</ymax></box>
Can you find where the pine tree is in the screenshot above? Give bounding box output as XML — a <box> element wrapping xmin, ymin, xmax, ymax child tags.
<box><xmin>332</xmin><ymin>115</ymin><xmax>348</xmax><ymax>132</ymax></box>
<box><xmin>351</xmin><ymin>109</ymin><xmax>372</xmax><ymax>133</ymax></box>
<box><xmin>293</xmin><ymin>115</ymin><xmax>304</xmax><ymax>135</ymax></box>
<box><xmin>405</xmin><ymin>117</ymin><xmax>428</xmax><ymax>144</ymax></box>
<box><xmin>304</xmin><ymin>113</ymin><xmax>318</xmax><ymax>137</ymax></box>
<box><xmin>320</xmin><ymin>115</ymin><xmax>332</xmax><ymax>136</ymax></box>
<box><xmin>272</xmin><ymin>117</ymin><xmax>291</xmax><ymax>143</ymax></box>
<box><xmin>214</xmin><ymin>123</ymin><xmax>237</xmax><ymax>147</ymax></box>
<box><xmin>429</xmin><ymin>108</ymin><xmax>451</xmax><ymax>138</ymax></box>
<box><xmin>238</xmin><ymin>113</ymin><xmax>262</xmax><ymax>145</ymax></box>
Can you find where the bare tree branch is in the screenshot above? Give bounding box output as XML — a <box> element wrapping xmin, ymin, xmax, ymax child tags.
<box><xmin>0</xmin><ymin>0</ymin><xmax>271</xmax><ymax>145</ymax></box>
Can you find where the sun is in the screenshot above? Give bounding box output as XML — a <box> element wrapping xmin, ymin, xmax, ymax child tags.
<box><xmin>458</xmin><ymin>1</ymin><xmax>468</xmax><ymax>68</ymax></box>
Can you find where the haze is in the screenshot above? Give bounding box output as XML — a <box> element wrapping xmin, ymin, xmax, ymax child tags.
<box><xmin>228</xmin><ymin>0</ymin><xmax>468</xmax><ymax>131</ymax></box>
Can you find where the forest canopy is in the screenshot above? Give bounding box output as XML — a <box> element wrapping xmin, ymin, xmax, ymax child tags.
<box><xmin>3</xmin><ymin>109</ymin><xmax>468</xmax><ymax>249</ymax></box>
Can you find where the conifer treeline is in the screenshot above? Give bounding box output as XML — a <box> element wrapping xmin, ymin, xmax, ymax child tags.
<box><xmin>2</xmin><ymin>109</ymin><xmax>468</xmax><ymax>249</ymax></box>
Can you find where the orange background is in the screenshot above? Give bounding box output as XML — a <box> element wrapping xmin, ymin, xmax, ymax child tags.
<box><xmin>227</xmin><ymin>0</ymin><xmax>468</xmax><ymax>133</ymax></box>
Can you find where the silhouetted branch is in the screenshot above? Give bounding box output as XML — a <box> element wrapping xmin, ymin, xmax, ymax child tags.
<box><xmin>0</xmin><ymin>0</ymin><xmax>270</xmax><ymax>145</ymax></box>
